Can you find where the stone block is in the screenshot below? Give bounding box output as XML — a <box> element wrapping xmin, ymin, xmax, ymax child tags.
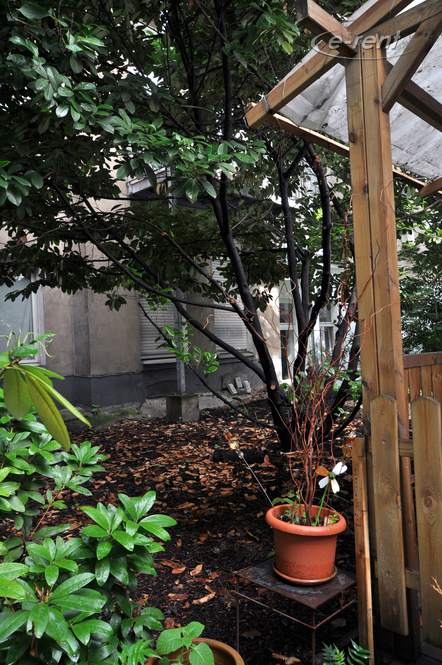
<box><xmin>166</xmin><ymin>394</ymin><xmax>199</xmax><ymax>422</ymax></box>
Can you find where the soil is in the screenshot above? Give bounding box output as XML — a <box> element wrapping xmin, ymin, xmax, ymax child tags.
<box><xmin>66</xmin><ymin>395</ymin><xmax>361</xmax><ymax>665</ymax></box>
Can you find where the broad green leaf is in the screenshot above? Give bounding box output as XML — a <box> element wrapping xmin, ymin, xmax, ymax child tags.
<box><xmin>0</xmin><ymin>563</ymin><xmax>30</xmax><ymax>579</ymax></box>
<box><xmin>82</xmin><ymin>525</ymin><xmax>108</xmax><ymax>538</ymax></box>
<box><xmin>109</xmin><ymin>557</ymin><xmax>129</xmax><ymax>585</ymax></box>
<box><xmin>45</xmin><ymin>564</ymin><xmax>59</xmax><ymax>586</ymax></box>
<box><xmin>29</xmin><ymin>171</ymin><xmax>44</xmax><ymax>189</ymax></box>
<box><xmin>200</xmin><ymin>179</ymin><xmax>217</xmax><ymax>198</ymax></box>
<box><xmin>156</xmin><ymin>627</ymin><xmax>184</xmax><ymax>654</ymax></box>
<box><xmin>0</xmin><ymin>467</ymin><xmax>13</xmax><ymax>482</ymax></box>
<box><xmin>72</xmin><ymin>619</ymin><xmax>112</xmax><ymax>645</ymax></box>
<box><xmin>3</xmin><ymin>368</ymin><xmax>32</xmax><ymax>419</ymax></box>
<box><xmin>189</xmin><ymin>641</ymin><xmax>215</xmax><ymax>665</ymax></box>
<box><xmin>139</xmin><ymin>521</ymin><xmax>171</xmax><ymax>541</ymax></box>
<box><xmin>0</xmin><ymin>579</ymin><xmax>26</xmax><ymax>599</ymax></box>
<box><xmin>17</xmin><ymin>3</ymin><xmax>51</xmax><ymax>19</ymax></box>
<box><xmin>33</xmin><ymin>524</ymin><xmax>71</xmax><ymax>539</ymax></box>
<box><xmin>95</xmin><ymin>557</ymin><xmax>110</xmax><ymax>586</ymax></box>
<box><xmin>50</xmin><ymin>573</ymin><xmax>95</xmax><ymax>599</ymax></box>
<box><xmin>46</xmin><ymin>608</ymin><xmax>79</xmax><ymax>658</ymax></box>
<box><xmin>112</xmin><ymin>531</ymin><xmax>134</xmax><ymax>551</ymax></box>
<box><xmin>117</xmin><ymin>494</ymin><xmax>137</xmax><ymax>521</ymax></box>
<box><xmin>96</xmin><ymin>540</ymin><xmax>112</xmax><ymax>560</ymax></box>
<box><xmin>20</xmin><ymin>367</ymin><xmax>90</xmax><ymax>426</ymax></box>
<box><xmin>186</xmin><ymin>179</ymin><xmax>199</xmax><ymax>204</ymax></box>
<box><xmin>25</xmin><ymin>374</ymin><xmax>70</xmax><ymax>450</ymax></box>
<box><xmin>183</xmin><ymin>622</ymin><xmax>205</xmax><ymax>639</ymax></box>
<box><xmin>81</xmin><ymin>505</ymin><xmax>111</xmax><ymax>531</ymax></box>
<box><xmin>233</xmin><ymin>152</ymin><xmax>256</xmax><ymax>163</ymax></box>
<box><xmin>52</xmin><ymin>591</ymin><xmax>106</xmax><ymax>613</ymax></box>
<box><xmin>29</xmin><ymin>603</ymin><xmax>49</xmax><ymax>638</ymax></box>
<box><xmin>0</xmin><ymin>610</ymin><xmax>29</xmax><ymax>641</ymax></box>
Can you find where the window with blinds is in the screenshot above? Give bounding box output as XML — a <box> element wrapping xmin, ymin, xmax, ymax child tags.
<box><xmin>138</xmin><ymin>261</ymin><xmax>248</xmax><ymax>361</ymax></box>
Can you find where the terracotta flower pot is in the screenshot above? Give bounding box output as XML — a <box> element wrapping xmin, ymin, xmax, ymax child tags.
<box><xmin>146</xmin><ymin>637</ymin><xmax>244</xmax><ymax>665</ymax></box>
<box><xmin>266</xmin><ymin>504</ymin><xmax>347</xmax><ymax>585</ymax></box>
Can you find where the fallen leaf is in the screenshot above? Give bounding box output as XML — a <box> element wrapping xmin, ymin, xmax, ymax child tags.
<box><xmin>172</xmin><ymin>567</ymin><xmax>186</xmax><ymax>574</ymax></box>
<box><xmin>167</xmin><ymin>593</ymin><xmax>188</xmax><ymax>601</ymax></box>
<box><xmin>190</xmin><ymin>563</ymin><xmax>203</xmax><ymax>576</ymax></box>
<box><xmin>177</xmin><ymin>502</ymin><xmax>195</xmax><ymax>510</ymax></box>
<box><xmin>164</xmin><ymin>618</ymin><xmax>175</xmax><ymax>629</ymax></box>
<box><xmin>192</xmin><ymin>591</ymin><xmax>215</xmax><ymax>604</ymax></box>
<box><xmin>199</xmin><ymin>533</ymin><xmax>209</xmax><ymax>542</ymax></box>
<box><xmin>159</xmin><ymin>561</ymin><xmax>178</xmax><ymax>568</ymax></box>
<box><xmin>176</xmin><ymin>539</ymin><xmax>182</xmax><ymax>548</ymax></box>
<box><xmin>241</xmin><ymin>630</ymin><xmax>261</xmax><ymax>637</ymax></box>
<box><xmin>271</xmin><ymin>654</ymin><xmax>300</xmax><ymax>664</ymax></box>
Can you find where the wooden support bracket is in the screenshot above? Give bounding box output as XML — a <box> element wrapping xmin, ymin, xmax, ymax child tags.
<box><xmin>297</xmin><ymin>0</ymin><xmax>357</xmax><ymax>56</ymax></box>
<box><xmin>420</xmin><ymin>175</ymin><xmax>442</xmax><ymax>199</ymax></box>
<box><xmin>382</xmin><ymin>13</ymin><xmax>442</xmax><ymax>113</ymax></box>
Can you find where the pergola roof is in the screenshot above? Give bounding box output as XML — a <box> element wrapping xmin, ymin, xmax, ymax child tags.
<box><xmin>245</xmin><ymin>0</ymin><xmax>442</xmax><ymax>191</ymax></box>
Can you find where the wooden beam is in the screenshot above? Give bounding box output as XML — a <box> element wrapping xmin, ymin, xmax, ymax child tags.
<box><xmin>362</xmin><ymin>0</ymin><xmax>442</xmax><ymax>42</ymax></box>
<box><xmin>420</xmin><ymin>175</ymin><xmax>442</xmax><ymax>199</ymax></box>
<box><xmin>382</xmin><ymin>14</ymin><xmax>442</xmax><ymax>113</ymax></box>
<box><xmin>398</xmin><ymin>76</ymin><xmax>442</xmax><ymax>134</ymax></box>
<box><xmin>297</xmin><ymin>0</ymin><xmax>357</xmax><ymax>57</ymax></box>
<box><xmin>245</xmin><ymin>0</ymin><xmax>415</xmax><ymax>129</ymax></box>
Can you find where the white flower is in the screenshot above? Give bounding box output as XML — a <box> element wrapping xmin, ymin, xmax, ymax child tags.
<box><xmin>318</xmin><ymin>462</ymin><xmax>348</xmax><ymax>493</ymax></box>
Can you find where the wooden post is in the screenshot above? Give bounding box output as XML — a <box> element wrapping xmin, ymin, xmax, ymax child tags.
<box><xmin>353</xmin><ymin>437</ymin><xmax>374</xmax><ymax>662</ymax></box>
<box><xmin>346</xmin><ymin>38</ymin><xmax>420</xmax><ymax>650</ymax></box>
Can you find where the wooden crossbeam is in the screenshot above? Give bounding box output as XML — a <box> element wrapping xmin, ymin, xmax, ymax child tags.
<box><xmin>419</xmin><ymin>175</ymin><xmax>442</xmax><ymax>198</ymax></box>
<box><xmin>398</xmin><ymin>75</ymin><xmax>442</xmax><ymax>134</ymax></box>
<box><xmin>362</xmin><ymin>0</ymin><xmax>442</xmax><ymax>42</ymax></box>
<box><xmin>245</xmin><ymin>0</ymin><xmax>415</xmax><ymax>129</ymax></box>
<box><xmin>382</xmin><ymin>14</ymin><xmax>442</xmax><ymax>113</ymax></box>
<box><xmin>244</xmin><ymin>103</ymin><xmax>442</xmax><ymax>198</ymax></box>
<box><xmin>296</xmin><ymin>0</ymin><xmax>357</xmax><ymax>57</ymax></box>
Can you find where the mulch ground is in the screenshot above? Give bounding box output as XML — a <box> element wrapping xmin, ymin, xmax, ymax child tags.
<box><xmin>67</xmin><ymin>396</ymin><xmax>361</xmax><ymax>665</ymax></box>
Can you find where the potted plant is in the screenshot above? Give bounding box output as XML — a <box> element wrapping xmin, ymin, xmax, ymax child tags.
<box><xmin>0</xmin><ymin>334</ymin><xmax>241</xmax><ymax>664</ymax></box>
<box><xmin>227</xmin><ymin>365</ymin><xmax>354</xmax><ymax>585</ymax></box>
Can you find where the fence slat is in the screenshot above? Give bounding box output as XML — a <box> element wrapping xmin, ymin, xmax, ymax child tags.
<box><xmin>411</xmin><ymin>396</ymin><xmax>442</xmax><ymax>647</ymax></box>
<box><xmin>371</xmin><ymin>395</ymin><xmax>408</xmax><ymax>635</ymax></box>
<box><xmin>421</xmin><ymin>366</ymin><xmax>433</xmax><ymax>397</ymax></box>
<box><xmin>432</xmin><ymin>365</ymin><xmax>442</xmax><ymax>405</ymax></box>
<box><xmin>408</xmin><ymin>367</ymin><xmax>421</xmax><ymax>401</ymax></box>
<box><xmin>353</xmin><ymin>437</ymin><xmax>374</xmax><ymax>662</ymax></box>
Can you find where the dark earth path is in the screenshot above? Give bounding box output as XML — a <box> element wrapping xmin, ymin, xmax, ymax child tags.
<box><xmin>67</xmin><ymin>397</ymin><xmax>358</xmax><ymax>665</ymax></box>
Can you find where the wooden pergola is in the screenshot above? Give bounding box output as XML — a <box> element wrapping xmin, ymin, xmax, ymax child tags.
<box><xmin>245</xmin><ymin>1</ymin><xmax>442</xmax><ymax>661</ymax></box>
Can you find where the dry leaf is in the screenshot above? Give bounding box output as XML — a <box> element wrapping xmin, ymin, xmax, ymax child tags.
<box><xmin>190</xmin><ymin>563</ymin><xmax>203</xmax><ymax>576</ymax></box>
<box><xmin>199</xmin><ymin>533</ymin><xmax>209</xmax><ymax>542</ymax></box>
<box><xmin>192</xmin><ymin>591</ymin><xmax>215</xmax><ymax>604</ymax></box>
<box><xmin>172</xmin><ymin>567</ymin><xmax>186</xmax><ymax>574</ymax></box>
<box><xmin>159</xmin><ymin>561</ymin><xmax>178</xmax><ymax>568</ymax></box>
<box><xmin>164</xmin><ymin>618</ymin><xmax>175</xmax><ymax>629</ymax></box>
<box><xmin>167</xmin><ymin>593</ymin><xmax>188</xmax><ymax>601</ymax></box>
<box><xmin>271</xmin><ymin>654</ymin><xmax>300</xmax><ymax>664</ymax></box>
<box><xmin>176</xmin><ymin>539</ymin><xmax>182</xmax><ymax>548</ymax></box>
<box><xmin>177</xmin><ymin>502</ymin><xmax>195</xmax><ymax>510</ymax></box>
<box><xmin>241</xmin><ymin>630</ymin><xmax>261</xmax><ymax>638</ymax></box>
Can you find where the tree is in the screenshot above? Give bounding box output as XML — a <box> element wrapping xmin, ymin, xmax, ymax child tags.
<box><xmin>397</xmin><ymin>191</ymin><xmax>442</xmax><ymax>354</ymax></box>
<box><xmin>0</xmin><ymin>0</ymin><xmax>365</xmax><ymax>451</ymax></box>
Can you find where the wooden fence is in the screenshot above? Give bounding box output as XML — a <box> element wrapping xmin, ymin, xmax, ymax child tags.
<box><xmin>354</xmin><ymin>352</ymin><xmax>442</xmax><ymax>661</ymax></box>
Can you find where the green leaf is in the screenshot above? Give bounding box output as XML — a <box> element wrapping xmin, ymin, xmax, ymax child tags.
<box><xmin>29</xmin><ymin>171</ymin><xmax>44</xmax><ymax>189</ymax></box>
<box><xmin>189</xmin><ymin>641</ymin><xmax>215</xmax><ymax>665</ymax></box>
<box><xmin>33</xmin><ymin>524</ymin><xmax>71</xmax><ymax>539</ymax></box>
<box><xmin>17</xmin><ymin>2</ymin><xmax>51</xmax><ymax>19</ymax></box>
<box><xmin>72</xmin><ymin>619</ymin><xmax>113</xmax><ymax>645</ymax></box>
<box><xmin>56</xmin><ymin>103</ymin><xmax>70</xmax><ymax>118</ymax></box>
<box><xmin>3</xmin><ymin>368</ymin><xmax>32</xmax><ymax>419</ymax></box>
<box><xmin>95</xmin><ymin>557</ymin><xmax>110</xmax><ymax>586</ymax></box>
<box><xmin>0</xmin><ymin>563</ymin><xmax>30</xmax><ymax>579</ymax></box>
<box><xmin>109</xmin><ymin>557</ymin><xmax>129</xmax><ymax>585</ymax></box>
<box><xmin>156</xmin><ymin>627</ymin><xmax>184</xmax><ymax>654</ymax></box>
<box><xmin>96</xmin><ymin>540</ymin><xmax>112</xmax><ymax>560</ymax></box>
<box><xmin>25</xmin><ymin>374</ymin><xmax>71</xmax><ymax>450</ymax></box>
<box><xmin>52</xmin><ymin>591</ymin><xmax>106</xmax><ymax>613</ymax></box>
<box><xmin>200</xmin><ymin>179</ymin><xmax>217</xmax><ymax>198</ymax></box>
<box><xmin>46</xmin><ymin>608</ymin><xmax>78</xmax><ymax>658</ymax></box>
<box><xmin>0</xmin><ymin>579</ymin><xmax>26</xmax><ymax>599</ymax></box>
<box><xmin>82</xmin><ymin>524</ymin><xmax>108</xmax><ymax>538</ymax></box>
<box><xmin>20</xmin><ymin>366</ymin><xmax>90</xmax><ymax>426</ymax></box>
<box><xmin>233</xmin><ymin>152</ymin><xmax>256</xmax><ymax>164</ymax></box>
<box><xmin>45</xmin><ymin>564</ymin><xmax>59</xmax><ymax>586</ymax></box>
<box><xmin>0</xmin><ymin>610</ymin><xmax>29</xmax><ymax>641</ymax></box>
<box><xmin>50</xmin><ymin>573</ymin><xmax>95</xmax><ymax>599</ymax></box>
<box><xmin>81</xmin><ymin>505</ymin><xmax>111</xmax><ymax>531</ymax></box>
<box><xmin>186</xmin><ymin>179</ymin><xmax>199</xmax><ymax>204</ymax></box>
<box><xmin>112</xmin><ymin>531</ymin><xmax>134</xmax><ymax>551</ymax></box>
<box><xmin>183</xmin><ymin>622</ymin><xmax>205</xmax><ymax>639</ymax></box>
<box><xmin>29</xmin><ymin>603</ymin><xmax>49</xmax><ymax>638</ymax></box>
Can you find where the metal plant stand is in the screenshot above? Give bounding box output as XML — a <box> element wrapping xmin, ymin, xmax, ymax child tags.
<box><xmin>233</xmin><ymin>557</ymin><xmax>357</xmax><ymax>664</ymax></box>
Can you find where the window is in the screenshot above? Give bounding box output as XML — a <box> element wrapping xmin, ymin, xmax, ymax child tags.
<box><xmin>0</xmin><ymin>276</ymin><xmax>45</xmax><ymax>363</ymax></box>
<box><xmin>279</xmin><ymin>283</ymin><xmax>296</xmax><ymax>379</ymax></box>
<box><xmin>318</xmin><ymin>306</ymin><xmax>335</xmax><ymax>354</ymax></box>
